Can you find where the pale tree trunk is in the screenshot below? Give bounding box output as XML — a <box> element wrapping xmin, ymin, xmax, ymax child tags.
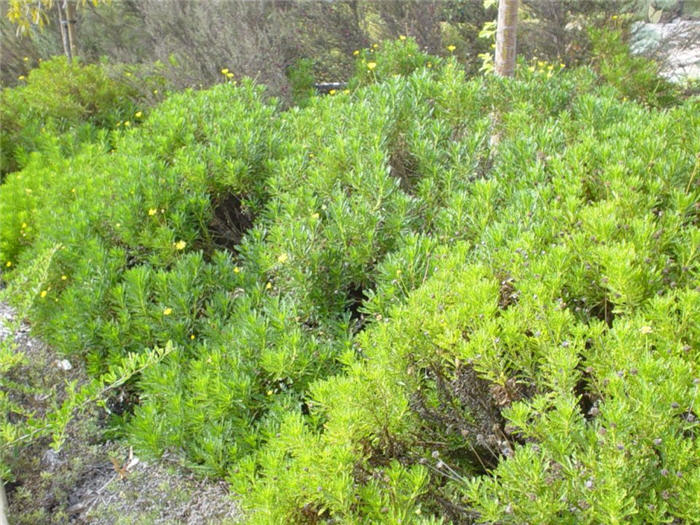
<box><xmin>65</xmin><ymin>0</ymin><xmax>78</xmax><ymax>60</ymax></box>
<box><xmin>0</xmin><ymin>481</ymin><xmax>8</xmax><ymax>525</ymax></box>
<box><xmin>494</xmin><ymin>0</ymin><xmax>519</xmax><ymax>77</ymax></box>
<box><xmin>56</xmin><ymin>1</ymin><xmax>72</xmax><ymax>61</ymax></box>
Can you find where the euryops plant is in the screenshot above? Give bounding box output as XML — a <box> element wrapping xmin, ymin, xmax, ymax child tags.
<box><xmin>0</xmin><ymin>56</ymin><xmax>154</xmax><ymax>177</ymax></box>
<box><xmin>1</xmin><ymin>38</ymin><xmax>698</xmax><ymax>523</ymax></box>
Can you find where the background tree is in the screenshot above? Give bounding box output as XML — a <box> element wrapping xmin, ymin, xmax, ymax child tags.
<box><xmin>494</xmin><ymin>0</ymin><xmax>519</xmax><ymax>76</ymax></box>
<box><xmin>7</xmin><ymin>0</ymin><xmax>88</xmax><ymax>60</ymax></box>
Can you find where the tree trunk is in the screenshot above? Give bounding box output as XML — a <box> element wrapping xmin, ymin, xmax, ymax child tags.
<box><xmin>65</xmin><ymin>0</ymin><xmax>78</xmax><ymax>60</ymax></box>
<box><xmin>56</xmin><ymin>1</ymin><xmax>72</xmax><ymax>61</ymax></box>
<box><xmin>494</xmin><ymin>0</ymin><xmax>519</xmax><ymax>77</ymax></box>
<box><xmin>0</xmin><ymin>481</ymin><xmax>9</xmax><ymax>525</ymax></box>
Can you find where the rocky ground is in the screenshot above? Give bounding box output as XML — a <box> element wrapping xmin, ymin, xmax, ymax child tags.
<box><xmin>631</xmin><ymin>19</ymin><xmax>700</xmax><ymax>80</ymax></box>
<box><xmin>1</xmin><ymin>302</ymin><xmax>241</xmax><ymax>525</ymax></box>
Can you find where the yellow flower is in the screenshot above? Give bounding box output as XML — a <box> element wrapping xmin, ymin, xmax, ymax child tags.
<box><xmin>427</xmin><ymin>62</ymin><xmax>432</xmax><ymax>68</ymax></box>
<box><xmin>547</xmin><ymin>64</ymin><xmax>554</xmax><ymax>70</ymax></box>
<box><xmin>367</xmin><ymin>62</ymin><xmax>377</xmax><ymax>71</ymax></box>
<box><xmin>343</xmin><ymin>89</ymin><xmax>350</xmax><ymax>95</ymax></box>
<box><xmin>21</xmin><ymin>223</ymin><xmax>27</xmax><ymax>228</ymax></box>
<box><xmin>329</xmin><ymin>89</ymin><xmax>336</xmax><ymax>95</ymax></box>
<box><xmin>174</xmin><ymin>240</ymin><xmax>187</xmax><ymax>250</ymax></box>
<box><xmin>115</xmin><ymin>223</ymin><xmax>121</xmax><ymax>228</ymax></box>
<box><xmin>640</xmin><ymin>326</ymin><xmax>653</xmax><ymax>335</ymax></box>
<box><xmin>148</xmin><ymin>208</ymin><xmax>157</xmax><ymax>216</ymax></box>
<box><xmin>125</xmin><ymin>72</ymin><xmax>132</xmax><ymax>77</ymax></box>
<box><xmin>226</xmin><ymin>72</ymin><xmax>234</xmax><ymax>78</ymax></box>
<box><xmin>5</xmin><ymin>261</ymin><xmax>11</xmax><ymax>267</ymax></box>
<box><xmin>124</xmin><ymin>121</ymin><xmax>131</xmax><ymax>127</ymax></box>
<box><xmin>528</xmin><ymin>66</ymin><xmax>535</xmax><ymax>72</ymax></box>
<box><xmin>311</xmin><ymin>212</ymin><xmax>320</xmax><ymax>219</ymax></box>
<box><xmin>153</xmin><ymin>89</ymin><xmax>158</xmax><ymax>95</ymax></box>
<box><xmin>116</xmin><ymin>121</ymin><xmax>121</xmax><ymax>127</ymax></box>
<box><xmin>267</xmin><ymin>390</ymin><xmax>273</xmax><ymax>396</ymax></box>
<box><xmin>190</xmin><ymin>334</ymin><xmax>195</xmax><ymax>340</ymax></box>
<box><xmin>135</xmin><ymin>111</ymin><xmax>143</xmax><ymax>118</ymax></box>
<box><xmin>353</xmin><ymin>50</ymin><xmax>359</xmax><ymax>56</ymax></box>
<box><xmin>61</xmin><ymin>275</ymin><xmax>67</xmax><ymax>280</ymax></box>
<box><xmin>372</xmin><ymin>43</ymin><xmax>379</xmax><ymax>49</ymax></box>
<box><xmin>399</xmin><ymin>35</ymin><xmax>406</xmax><ymax>41</ymax></box>
<box><xmin>560</xmin><ymin>63</ymin><xmax>566</xmax><ymax>68</ymax></box>
<box><xmin>277</xmin><ymin>253</ymin><xmax>288</xmax><ymax>264</ymax></box>
<box><xmin>40</xmin><ymin>290</ymin><xmax>47</xmax><ymax>298</ymax></box>
<box><xmin>163</xmin><ymin>307</ymin><xmax>172</xmax><ymax>316</ymax></box>
<box><xmin>265</xmin><ymin>282</ymin><xmax>272</xmax><ymax>290</ymax></box>
<box><xmin>221</xmin><ymin>68</ymin><xmax>229</xmax><ymax>75</ymax></box>
<box><xmin>23</xmin><ymin>56</ymin><xmax>29</xmax><ymax>61</ymax></box>
<box><xmin>233</xmin><ymin>267</ymin><xmax>241</xmax><ymax>274</ymax></box>
<box><xmin>18</xmin><ymin>75</ymin><xmax>25</xmax><ymax>80</ymax></box>
<box><xmin>447</xmin><ymin>45</ymin><xmax>456</xmax><ymax>52</ymax></box>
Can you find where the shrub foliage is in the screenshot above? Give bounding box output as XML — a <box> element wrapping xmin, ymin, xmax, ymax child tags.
<box><xmin>1</xmin><ymin>38</ymin><xmax>698</xmax><ymax>523</ymax></box>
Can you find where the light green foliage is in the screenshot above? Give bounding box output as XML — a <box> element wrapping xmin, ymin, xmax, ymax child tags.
<box><xmin>286</xmin><ymin>58</ymin><xmax>316</xmax><ymax>107</ymax></box>
<box><xmin>351</xmin><ymin>37</ymin><xmax>437</xmax><ymax>88</ymax></box>
<box><xmin>1</xmin><ymin>36</ymin><xmax>698</xmax><ymax>523</ymax></box>
<box><xmin>232</xmin><ymin>47</ymin><xmax>699</xmax><ymax>523</ymax></box>
<box><xmin>589</xmin><ymin>27</ymin><xmax>681</xmax><ymax>107</ymax></box>
<box><xmin>0</xmin><ymin>243</ymin><xmax>173</xmax><ymax>480</ymax></box>
<box><xmin>0</xmin><ymin>56</ymin><xmax>145</xmax><ymax>175</ymax></box>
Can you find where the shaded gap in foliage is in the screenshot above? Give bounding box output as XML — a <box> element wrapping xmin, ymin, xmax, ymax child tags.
<box><xmin>208</xmin><ymin>192</ymin><xmax>255</xmax><ymax>252</ymax></box>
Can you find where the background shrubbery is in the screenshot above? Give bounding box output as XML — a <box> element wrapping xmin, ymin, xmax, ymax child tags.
<box><xmin>1</xmin><ymin>15</ymin><xmax>698</xmax><ymax>525</ymax></box>
<box><xmin>1</xmin><ymin>0</ymin><xmax>652</xmax><ymax>96</ymax></box>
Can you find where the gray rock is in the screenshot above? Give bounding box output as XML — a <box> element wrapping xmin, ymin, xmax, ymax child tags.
<box><xmin>631</xmin><ymin>19</ymin><xmax>700</xmax><ymax>80</ymax></box>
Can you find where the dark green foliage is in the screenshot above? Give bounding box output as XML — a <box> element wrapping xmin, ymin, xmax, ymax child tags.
<box><xmin>2</xmin><ymin>36</ymin><xmax>698</xmax><ymax>524</ymax></box>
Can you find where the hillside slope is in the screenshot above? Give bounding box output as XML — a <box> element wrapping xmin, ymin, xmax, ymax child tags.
<box><xmin>1</xmin><ymin>39</ymin><xmax>698</xmax><ymax>523</ymax></box>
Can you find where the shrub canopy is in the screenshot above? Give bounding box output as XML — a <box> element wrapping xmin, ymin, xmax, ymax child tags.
<box><xmin>1</xmin><ymin>38</ymin><xmax>698</xmax><ymax>524</ymax></box>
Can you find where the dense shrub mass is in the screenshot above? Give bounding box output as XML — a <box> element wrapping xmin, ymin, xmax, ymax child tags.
<box><xmin>1</xmin><ymin>39</ymin><xmax>698</xmax><ymax>523</ymax></box>
<box><xmin>0</xmin><ymin>56</ymin><xmax>156</xmax><ymax>176</ymax></box>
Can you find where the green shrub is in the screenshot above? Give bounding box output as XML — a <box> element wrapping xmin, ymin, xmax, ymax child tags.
<box><xmin>2</xmin><ymin>37</ymin><xmax>697</xmax><ymax>524</ymax></box>
<box><xmin>287</xmin><ymin>58</ymin><xmax>316</xmax><ymax>107</ymax></box>
<box><xmin>0</xmin><ymin>56</ymin><xmax>163</xmax><ymax>176</ymax></box>
<box><xmin>589</xmin><ymin>27</ymin><xmax>680</xmax><ymax>108</ymax></box>
<box><xmin>350</xmin><ymin>37</ymin><xmax>438</xmax><ymax>89</ymax></box>
<box><xmin>231</xmin><ymin>69</ymin><xmax>699</xmax><ymax>523</ymax></box>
